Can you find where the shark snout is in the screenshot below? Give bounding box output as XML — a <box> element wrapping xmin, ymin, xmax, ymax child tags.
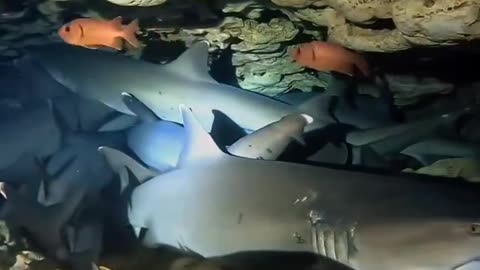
<box><xmin>300</xmin><ymin>114</ymin><xmax>314</xmax><ymax>125</ymax></box>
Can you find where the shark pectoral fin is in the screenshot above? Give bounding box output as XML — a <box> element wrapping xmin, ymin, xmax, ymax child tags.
<box><xmin>98</xmin><ymin>146</ymin><xmax>156</xmax><ymax>184</ymax></box>
<box><xmin>163</xmin><ymin>41</ymin><xmax>218</xmax><ymax>84</ymax></box>
<box><xmin>118</xmin><ymin>167</ymin><xmax>130</xmax><ymax>194</ymax></box>
<box><xmin>177</xmin><ymin>105</ymin><xmax>225</xmax><ymax>168</ymax></box>
<box><xmin>120</xmin><ymin>168</ymin><xmax>139</xmax><ymax>208</ymax></box>
<box><xmin>97</xmin><ymin>114</ymin><xmax>139</xmax><ymax>132</ymax></box>
<box><xmin>292</xmin><ymin>135</ymin><xmax>306</xmax><ymax>146</ymax></box>
<box><xmin>121</xmin><ymin>92</ymin><xmax>161</xmax><ymax>122</ymax></box>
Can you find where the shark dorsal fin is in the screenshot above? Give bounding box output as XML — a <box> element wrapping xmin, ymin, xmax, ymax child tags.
<box><xmin>177</xmin><ymin>105</ymin><xmax>224</xmax><ymax>168</ymax></box>
<box><xmin>164</xmin><ymin>41</ymin><xmax>218</xmax><ymax>84</ymax></box>
<box><xmin>98</xmin><ymin>146</ymin><xmax>157</xmax><ymax>184</ymax></box>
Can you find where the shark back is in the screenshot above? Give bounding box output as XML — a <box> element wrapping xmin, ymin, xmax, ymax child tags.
<box><xmin>25</xmin><ymin>42</ymin><xmax>330</xmax><ymax>132</ymax></box>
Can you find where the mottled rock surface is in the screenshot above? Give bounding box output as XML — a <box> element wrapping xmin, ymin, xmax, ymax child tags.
<box><xmin>275</xmin><ymin>0</ymin><xmax>480</xmax><ymax>52</ymax></box>
<box><xmin>104</xmin><ymin>0</ymin><xmax>167</xmax><ymax>7</ymax></box>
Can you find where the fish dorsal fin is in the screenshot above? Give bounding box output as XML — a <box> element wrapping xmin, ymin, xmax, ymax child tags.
<box><xmin>164</xmin><ymin>41</ymin><xmax>218</xmax><ymax>84</ymax></box>
<box><xmin>109</xmin><ymin>16</ymin><xmax>123</xmax><ymax>31</ymax></box>
<box><xmin>177</xmin><ymin>105</ymin><xmax>224</xmax><ymax>168</ymax></box>
<box><xmin>98</xmin><ymin>146</ymin><xmax>157</xmax><ymax>184</ymax></box>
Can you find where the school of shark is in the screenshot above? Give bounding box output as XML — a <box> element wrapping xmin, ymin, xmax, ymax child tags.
<box><xmin>0</xmin><ymin>35</ymin><xmax>479</xmax><ymax>270</ymax></box>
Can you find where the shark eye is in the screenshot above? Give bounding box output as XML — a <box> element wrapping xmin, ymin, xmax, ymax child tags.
<box><xmin>65</xmin><ymin>26</ymin><xmax>70</xmax><ymax>32</ymax></box>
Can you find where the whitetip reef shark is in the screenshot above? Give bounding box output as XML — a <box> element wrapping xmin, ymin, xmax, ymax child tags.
<box><xmin>21</xmin><ymin>40</ymin><xmax>476</xmax><ymax>161</ymax></box>
<box><xmin>121</xmin><ymin>91</ymin><xmax>312</xmax><ymax>172</ymax></box>
<box><xmin>20</xmin><ymin>41</ymin><xmax>335</xmax><ymax>133</ymax></box>
<box><xmin>100</xmin><ymin>104</ymin><xmax>480</xmax><ymax>270</ymax></box>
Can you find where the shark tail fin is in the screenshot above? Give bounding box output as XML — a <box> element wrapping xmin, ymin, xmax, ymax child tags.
<box><xmin>97</xmin><ymin>113</ymin><xmax>139</xmax><ymax>132</ymax></box>
<box><xmin>4</xmin><ymin>179</ymin><xmax>86</xmax><ymax>235</ymax></box>
<box><xmin>98</xmin><ymin>146</ymin><xmax>157</xmax><ymax>185</ymax></box>
<box><xmin>122</xmin><ymin>19</ymin><xmax>141</xmax><ymax>49</ymax></box>
<box><xmin>47</xmin><ymin>98</ymin><xmax>77</xmax><ymax>145</ymax></box>
<box><xmin>45</xmin><ymin>182</ymin><xmax>88</xmax><ymax>230</ymax></box>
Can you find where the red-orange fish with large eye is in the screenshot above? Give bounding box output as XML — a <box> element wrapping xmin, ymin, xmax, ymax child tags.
<box><xmin>291</xmin><ymin>41</ymin><xmax>370</xmax><ymax>77</ymax></box>
<box><xmin>58</xmin><ymin>16</ymin><xmax>141</xmax><ymax>51</ymax></box>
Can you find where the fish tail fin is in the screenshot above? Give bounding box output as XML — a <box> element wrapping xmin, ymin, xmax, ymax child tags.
<box><xmin>123</xmin><ymin>19</ymin><xmax>141</xmax><ymax>48</ymax></box>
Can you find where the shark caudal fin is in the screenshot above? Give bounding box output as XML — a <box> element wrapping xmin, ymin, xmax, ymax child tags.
<box><xmin>1</xmin><ymin>176</ymin><xmax>88</xmax><ymax>256</ymax></box>
<box><xmin>96</xmin><ymin>114</ymin><xmax>139</xmax><ymax>132</ymax></box>
<box><xmin>176</xmin><ymin>104</ymin><xmax>225</xmax><ymax>168</ymax></box>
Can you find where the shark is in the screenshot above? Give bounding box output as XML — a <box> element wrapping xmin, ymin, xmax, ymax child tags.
<box><xmin>0</xmin><ymin>99</ymin><xmax>62</xmax><ymax>173</ymax></box>
<box><xmin>0</xmin><ymin>160</ymin><xmax>102</xmax><ymax>270</ymax></box>
<box><xmin>123</xmin><ymin>91</ymin><xmax>312</xmax><ymax>171</ymax></box>
<box><xmin>21</xmin><ymin>41</ymin><xmax>336</xmax><ymax>133</ymax></box>
<box><xmin>100</xmin><ymin>104</ymin><xmax>480</xmax><ymax>270</ymax></box>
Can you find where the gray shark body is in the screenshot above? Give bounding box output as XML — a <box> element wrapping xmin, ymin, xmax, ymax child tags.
<box><xmin>0</xmin><ymin>100</ymin><xmax>61</xmax><ymax>172</ymax></box>
<box><xmin>22</xmin><ymin>42</ymin><xmax>334</xmax><ymax>132</ymax></box>
<box><xmin>100</xmin><ymin>105</ymin><xmax>480</xmax><ymax>270</ymax></box>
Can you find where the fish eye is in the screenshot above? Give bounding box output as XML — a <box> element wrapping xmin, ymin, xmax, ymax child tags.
<box><xmin>65</xmin><ymin>26</ymin><xmax>70</xmax><ymax>32</ymax></box>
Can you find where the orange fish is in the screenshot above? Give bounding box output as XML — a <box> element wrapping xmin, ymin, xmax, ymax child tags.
<box><xmin>58</xmin><ymin>16</ymin><xmax>141</xmax><ymax>51</ymax></box>
<box><xmin>291</xmin><ymin>41</ymin><xmax>370</xmax><ymax>77</ymax></box>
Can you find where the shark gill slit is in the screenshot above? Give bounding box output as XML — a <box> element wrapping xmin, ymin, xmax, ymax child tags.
<box><xmin>311</xmin><ymin>222</ymin><xmax>356</xmax><ymax>265</ymax></box>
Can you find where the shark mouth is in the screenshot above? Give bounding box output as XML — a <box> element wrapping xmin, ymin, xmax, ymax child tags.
<box><xmin>310</xmin><ymin>212</ymin><xmax>357</xmax><ymax>266</ymax></box>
